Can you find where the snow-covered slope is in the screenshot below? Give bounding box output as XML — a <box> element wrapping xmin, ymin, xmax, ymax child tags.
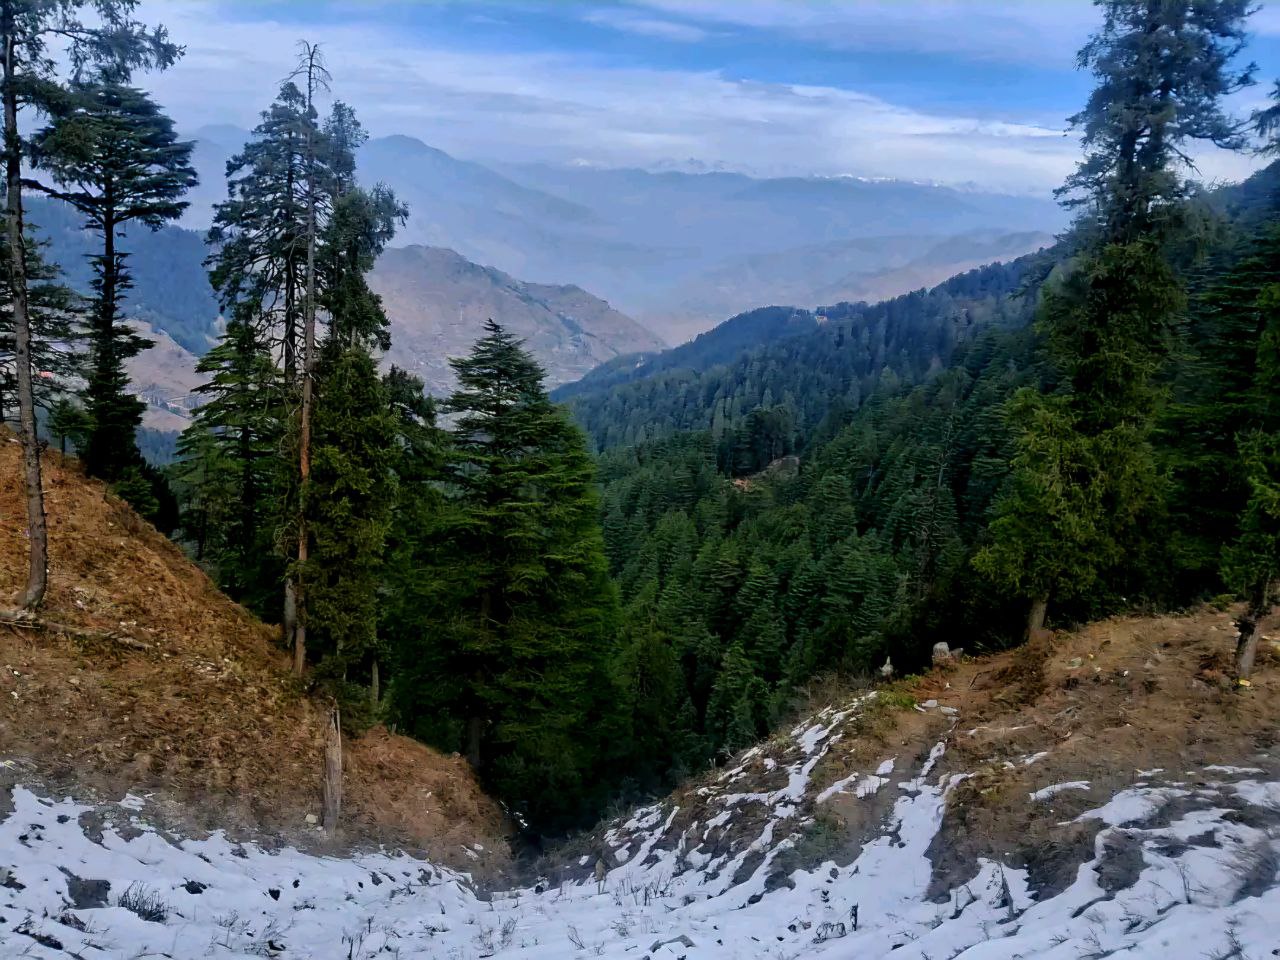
<box><xmin>3</xmin><ymin>706</ymin><xmax>1277</xmax><ymax>958</ymax></box>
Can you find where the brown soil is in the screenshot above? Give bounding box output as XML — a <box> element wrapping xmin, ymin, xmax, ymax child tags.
<box><xmin>551</xmin><ymin>603</ymin><xmax>1277</xmax><ymax>900</ymax></box>
<box><xmin>918</xmin><ymin>608</ymin><xmax>1278</xmax><ymax>899</ymax></box>
<box><xmin>0</xmin><ymin>437</ymin><xmax>511</xmax><ymax>873</ymax></box>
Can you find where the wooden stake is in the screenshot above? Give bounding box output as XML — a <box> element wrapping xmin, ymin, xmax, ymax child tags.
<box><xmin>322</xmin><ymin>703</ymin><xmax>342</xmax><ymax>834</ymax></box>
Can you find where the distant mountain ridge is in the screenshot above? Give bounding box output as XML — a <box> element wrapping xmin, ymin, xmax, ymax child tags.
<box><xmin>371</xmin><ymin>245</ymin><xmax>665</xmax><ymax>394</ymax></box>
<box><xmin>184</xmin><ymin>127</ymin><xmax>1069</xmax><ymax>341</ymax></box>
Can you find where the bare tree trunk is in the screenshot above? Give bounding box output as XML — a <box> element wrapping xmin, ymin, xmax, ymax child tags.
<box><xmin>370</xmin><ymin>659</ymin><xmax>380</xmax><ymax>705</ymax></box>
<box><xmin>1026</xmin><ymin>593</ymin><xmax>1049</xmax><ymax>641</ymax></box>
<box><xmin>292</xmin><ymin>43</ymin><xmax>324</xmax><ymax>678</ymax></box>
<box><xmin>322</xmin><ymin>703</ymin><xmax>342</xmax><ymax>833</ymax></box>
<box><xmin>1234</xmin><ymin>579</ymin><xmax>1272</xmax><ymax>684</ymax></box>
<box><xmin>3</xmin><ymin>16</ymin><xmax>47</xmax><ymax>611</ymax></box>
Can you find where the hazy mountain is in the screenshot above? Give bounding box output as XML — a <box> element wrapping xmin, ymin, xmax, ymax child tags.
<box><xmin>125</xmin><ymin>320</ymin><xmax>204</xmax><ymax>433</ymax></box>
<box><xmin>184</xmin><ymin>129</ymin><xmax>1069</xmax><ymax>341</ymax></box>
<box><xmin>640</xmin><ymin>230</ymin><xmax>1055</xmax><ymax>342</ymax></box>
<box><xmin>554</xmin><ymin>305</ymin><xmax>820</xmax><ymax>402</ymax></box>
<box><xmin>371</xmin><ymin>245</ymin><xmax>665</xmax><ymax>393</ymax></box>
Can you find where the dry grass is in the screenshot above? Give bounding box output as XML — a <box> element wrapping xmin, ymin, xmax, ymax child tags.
<box><xmin>0</xmin><ymin>437</ymin><xmax>510</xmax><ymax>870</ymax></box>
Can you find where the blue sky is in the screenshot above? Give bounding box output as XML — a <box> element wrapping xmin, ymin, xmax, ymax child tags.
<box><xmin>140</xmin><ymin>0</ymin><xmax>1280</xmax><ymax>195</ymax></box>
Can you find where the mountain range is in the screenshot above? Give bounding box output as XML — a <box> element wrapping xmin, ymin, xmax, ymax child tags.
<box><xmin>184</xmin><ymin>127</ymin><xmax>1066</xmax><ymax>342</ymax></box>
<box><xmin>23</xmin><ymin>129</ymin><xmax>1065</xmax><ymax>443</ymax></box>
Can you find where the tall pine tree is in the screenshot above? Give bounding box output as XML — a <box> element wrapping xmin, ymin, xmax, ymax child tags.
<box><xmin>389</xmin><ymin>321</ymin><xmax>621</xmax><ymax>831</ymax></box>
<box><xmin>1</xmin><ymin>0</ymin><xmax>178</xmax><ymax>610</ymax></box>
<box><xmin>30</xmin><ymin>82</ymin><xmax>195</xmax><ymax>502</ymax></box>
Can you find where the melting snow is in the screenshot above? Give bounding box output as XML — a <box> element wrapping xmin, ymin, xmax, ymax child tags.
<box><xmin>1028</xmin><ymin>781</ymin><xmax>1091</xmax><ymax>802</ymax></box>
<box><xmin>2</xmin><ymin>693</ymin><xmax>1278</xmax><ymax>959</ymax></box>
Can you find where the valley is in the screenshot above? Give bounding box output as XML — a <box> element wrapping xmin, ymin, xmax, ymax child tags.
<box><xmin>3</xmin><ymin>2</ymin><xmax>1280</xmax><ymax>958</ymax></box>
<box><xmin>1</xmin><ymin>446</ymin><xmax>1274</xmax><ymax>958</ymax></box>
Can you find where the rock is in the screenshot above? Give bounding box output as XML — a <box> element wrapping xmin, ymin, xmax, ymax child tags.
<box><xmin>920</xmin><ymin>699</ymin><xmax>938</xmax><ymax>709</ymax></box>
<box><xmin>650</xmin><ymin>934</ymin><xmax>696</xmax><ymax>952</ymax></box>
<box><xmin>304</xmin><ymin>813</ymin><xmax>319</xmax><ymax>825</ymax></box>
<box><xmin>182</xmin><ymin>880</ymin><xmax>206</xmax><ymax>895</ymax></box>
<box><xmin>932</xmin><ymin>642</ymin><xmax>953</xmax><ymax>665</ymax></box>
<box><xmin>1068</xmin><ymin>657</ymin><xmax>1083</xmax><ymax>668</ymax></box>
<box><xmin>58</xmin><ymin>869</ymin><xmax>109</xmax><ymax>908</ymax></box>
<box><xmin>940</xmin><ymin>706</ymin><xmax>959</xmax><ymax>716</ymax></box>
<box><xmin>813</xmin><ymin>921</ymin><xmax>847</xmax><ymax>943</ymax></box>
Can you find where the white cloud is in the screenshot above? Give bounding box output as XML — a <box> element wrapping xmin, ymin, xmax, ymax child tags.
<box><xmin>130</xmin><ymin>0</ymin><xmax>1266</xmax><ymax>197</ymax></box>
<box><xmin>581</xmin><ymin>8</ymin><xmax>710</xmax><ymax>43</ymax></box>
<box><xmin>631</xmin><ymin>0</ymin><xmax>1101</xmax><ymax>65</ymax></box>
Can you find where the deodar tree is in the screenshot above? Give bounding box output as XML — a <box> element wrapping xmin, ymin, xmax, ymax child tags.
<box><xmin>389</xmin><ymin>321</ymin><xmax>622</xmax><ymax>831</ymax></box>
<box><xmin>30</xmin><ymin>82</ymin><xmax>196</xmax><ymax>514</ymax></box>
<box><xmin>1</xmin><ymin>0</ymin><xmax>179</xmax><ymax>611</ymax></box>
<box><xmin>976</xmin><ymin>0</ymin><xmax>1255</xmax><ymax>637</ymax></box>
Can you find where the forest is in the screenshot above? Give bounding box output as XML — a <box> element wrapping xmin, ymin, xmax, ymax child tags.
<box><xmin>1</xmin><ymin>0</ymin><xmax>1279</xmax><ymax>837</ymax></box>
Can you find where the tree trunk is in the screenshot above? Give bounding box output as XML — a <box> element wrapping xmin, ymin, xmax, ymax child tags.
<box><xmin>370</xmin><ymin>659</ymin><xmax>380</xmax><ymax>705</ymax></box>
<box><xmin>1026</xmin><ymin>593</ymin><xmax>1049</xmax><ymax>641</ymax></box>
<box><xmin>466</xmin><ymin>715</ymin><xmax>483</xmax><ymax>770</ymax></box>
<box><xmin>292</xmin><ymin>58</ymin><xmax>320</xmax><ymax>679</ymax></box>
<box><xmin>85</xmin><ymin>207</ymin><xmax>117</xmax><ymax>477</ymax></box>
<box><xmin>1234</xmin><ymin>579</ymin><xmax>1272</xmax><ymax>684</ymax></box>
<box><xmin>322</xmin><ymin>703</ymin><xmax>342</xmax><ymax>834</ymax></box>
<box><xmin>3</xmin><ymin>15</ymin><xmax>48</xmax><ymax>611</ymax></box>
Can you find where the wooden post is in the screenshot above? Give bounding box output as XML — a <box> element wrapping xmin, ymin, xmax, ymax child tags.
<box><xmin>322</xmin><ymin>704</ymin><xmax>342</xmax><ymax>833</ymax></box>
<box><xmin>1234</xmin><ymin>578</ymin><xmax>1272</xmax><ymax>684</ymax></box>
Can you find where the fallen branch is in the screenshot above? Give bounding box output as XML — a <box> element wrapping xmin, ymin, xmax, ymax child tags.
<box><xmin>0</xmin><ymin>610</ymin><xmax>151</xmax><ymax>650</ymax></box>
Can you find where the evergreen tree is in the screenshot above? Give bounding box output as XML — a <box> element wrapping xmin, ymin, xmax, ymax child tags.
<box><xmin>303</xmin><ymin>342</ymin><xmax>396</xmax><ymax>712</ymax></box>
<box><xmin>31</xmin><ymin>82</ymin><xmax>195</xmax><ymax>497</ymax></box>
<box><xmin>47</xmin><ymin>396</ymin><xmax>88</xmax><ymax>453</ymax></box>
<box><xmin>1221</xmin><ymin>283</ymin><xmax>1280</xmax><ymax>680</ymax></box>
<box><xmin>174</xmin><ymin>316</ymin><xmax>284</xmax><ymax>614</ymax></box>
<box><xmin>0</xmin><ymin>224</ymin><xmax>84</xmax><ymax>424</ymax></box>
<box><xmin>978</xmin><ymin>0</ymin><xmax>1254</xmax><ymax>633</ymax></box>
<box><xmin>1</xmin><ymin>0</ymin><xmax>178</xmax><ymax>609</ymax></box>
<box><xmin>207</xmin><ymin>81</ymin><xmax>312</xmax><ymax>376</ymax></box>
<box><xmin>1061</xmin><ymin>0</ymin><xmax>1254</xmax><ymax>242</ymax></box>
<box><xmin>389</xmin><ymin>321</ymin><xmax>621</xmax><ymax>831</ymax></box>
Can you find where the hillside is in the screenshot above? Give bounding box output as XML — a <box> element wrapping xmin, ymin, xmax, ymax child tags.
<box><xmin>1</xmin><ymin>597</ymin><xmax>1276</xmax><ymax>958</ymax></box>
<box><xmin>371</xmin><ymin>245</ymin><xmax>665</xmax><ymax>393</ymax></box>
<box><xmin>0</xmin><ymin>436</ymin><xmax>510</xmax><ymax>869</ymax></box>
<box><xmin>644</xmin><ymin>229</ymin><xmax>1054</xmax><ymax>337</ymax></box>
<box><xmin>562</xmin><ymin>252</ymin><xmax>1046</xmax><ymax>449</ymax></box>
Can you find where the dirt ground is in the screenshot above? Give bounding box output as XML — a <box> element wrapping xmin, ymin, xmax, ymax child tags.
<box><xmin>917</xmin><ymin>607</ymin><xmax>1279</xmax><ymax>898</ymax></box>
<box><xmin>557</xmin><ymin>600</ymin><xmax>1278</xmax><ymax>898</ymax></box>
<box><xmin>0</xmin><ymin>437</ymin><xmax>511</xmax><ymax>874</ymax></box>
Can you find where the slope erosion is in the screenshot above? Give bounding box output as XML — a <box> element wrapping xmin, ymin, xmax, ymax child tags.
<box><xmin>0</xmin><ymin>437</ymin><xmax>509</xmax><ymax>868</ymax></box>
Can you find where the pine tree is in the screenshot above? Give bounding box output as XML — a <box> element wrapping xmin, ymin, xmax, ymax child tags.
<box><xmin>207</xmin><ymin>82</ymin><xmax>311</xmax><ymax>376</ymax></box>
<box><xmin>389</xmin><ymin>321</ymin><xmax>621</xmax><ymax>830</ymax></box>
<box><xmin>31</xmin><ymin>82</ymin><xmax>195</xmax><ymax>496</ymax></box>
<box><xmin>174</xmin><ymin>316</ymin><xmax>284</xmax><ymax>614</ymax></box>
<box><xmin>1</xmin><ymin>0</ymin><xmax>178</xmax><ymax>610</ymax></box>
<box><xmin>303</xmin><ymin>342</ymin><xmax>396</xmax><ymax>712</ymax></box>
<box><xmin>1222</xmin><ymin>282</ymin><xmax>1280</xmax><ymax>680</ymax></box>
<box><xmin>47</xmin><ymin>397</ymin><xmax>88</xmax><ymax>453</ymax></box>
<box><xmin>977</xmin><ymin>0</ymin><xmax>1254</xmax><ymax>634</ymax></box>
<box><xmin>1061</xmin><ymin>0</ymin><xmax>1254</xmax><ymax>243</ymax></box>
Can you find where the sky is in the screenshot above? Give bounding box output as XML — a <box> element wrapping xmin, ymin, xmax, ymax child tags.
<box><xmin>136</xmin><ymin>0</ymin><xmax>1280</xmax><ymax>197</ymax></box>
